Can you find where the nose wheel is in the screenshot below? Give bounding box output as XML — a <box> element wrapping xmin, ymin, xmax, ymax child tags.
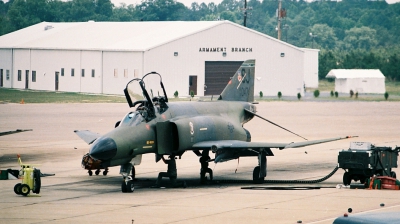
<box><xmin>120</xmin><ymin>164</ymin><xmax>136</xmax><ymax>193</ymax></box>
<box><xmin>121</xmin><ymin>177</ymin><xmax>134</xmax><ymax>193</ymax></box>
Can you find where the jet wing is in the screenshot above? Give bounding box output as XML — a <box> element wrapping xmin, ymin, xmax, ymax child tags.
<box><xmin>192</xmin><ymin>136</ymin><xmax>354</xmax><ymax>150</ymax></box>
<box><xmin>74</xmin><ymin>130</ymin><xmax>101</xmax><ymax>145</ymax></box>
<box><xmin>0</xmin><ymin>129</ymin><xmax>32</xmax><ymax>136</ymax></box>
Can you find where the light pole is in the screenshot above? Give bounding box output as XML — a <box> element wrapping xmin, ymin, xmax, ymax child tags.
<box><xmin>283</xmin><ymin>24</ymin><xmax>289</xmax><ymax>42</ymax></box>
<box><xmin>309</xmin><ymin>32</ymin><xmax>317</xmax><ymax>48</ymax></box>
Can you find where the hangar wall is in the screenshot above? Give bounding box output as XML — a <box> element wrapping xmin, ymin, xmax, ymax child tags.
<box><xmin>0</xmin><ymin>49</ymin><xmax>12</xmax><ymax>88</ymax></box>
<box><xmin>102</xmin><ymin>51</ymin><xmax>143</xmax><ymax>95</ymax></box>
<box><xmin>0</xmin><ymin>21</ymin><xmax>317</xmax><ymax>97</ymax></box>
<box><xmin>302</xmin><ymin>48</ymin><xmax>319</xmax><ymax>88</ymax></box>
<box><xmin>144</xmin><ymin>23</ymin><xmax>305</xmax><ymax>97</ymax></box>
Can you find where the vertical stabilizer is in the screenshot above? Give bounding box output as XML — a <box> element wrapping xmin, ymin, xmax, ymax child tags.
<box><xmin>218</xmin><ymin>59</ymin><xmax>255</xmax><ymax>102</ymax></box>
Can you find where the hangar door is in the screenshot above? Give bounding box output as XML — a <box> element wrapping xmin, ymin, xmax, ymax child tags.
<box><xmin>204</xmin><ymin>61</ymin><xmax>243</xmax><ymax>95</ymax></box>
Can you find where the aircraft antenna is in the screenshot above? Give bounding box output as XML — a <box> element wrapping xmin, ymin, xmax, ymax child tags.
<box><xmin>245</xmin><ymin>109</ymin><xmax>308</xmax><ymax>140</ymax></box>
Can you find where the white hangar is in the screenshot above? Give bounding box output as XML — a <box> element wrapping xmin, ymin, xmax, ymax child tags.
<box><xmin>326</xmin><ymin>69</ymin><xmax>386</xmax><ymax>94</ymax></box>
<box><xmin>0</xmin><ymin>20</ymin><xmax>319</xmax><ymax>97</ymax></box>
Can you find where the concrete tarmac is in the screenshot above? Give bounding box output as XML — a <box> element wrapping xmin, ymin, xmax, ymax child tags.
<box><xmin>0</xmin><ymin>102</ymin><xmax>399</xmax><ymax>224</ymax></box>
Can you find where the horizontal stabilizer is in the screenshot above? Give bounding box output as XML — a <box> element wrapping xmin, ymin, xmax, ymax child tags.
<box><xmin>74</xmin><ymin>130</ymin><xmax>101</xmax><ymax>145</ymax></box>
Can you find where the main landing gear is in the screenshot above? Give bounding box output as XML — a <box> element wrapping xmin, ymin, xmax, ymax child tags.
<box><xmin>156</xmin><ymin>155</ymin><xmax>186</xmax><ymax>188</ymax></box>
<box><xmin>200</xmin><ymin>150</ymin><xmax>213</xmax><ymax>184</ymax></box>
<box><xmin>253</xmin><ymin>150</ymin><xmax>267</xmax><ymax>184</ymax></box>
<box><xmin>120</xmin><ymin>164</ymin><xmax>135</xmax><ymax>193</ymax></box>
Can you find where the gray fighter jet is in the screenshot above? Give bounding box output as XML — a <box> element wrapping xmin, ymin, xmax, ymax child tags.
<box><xmin>75</xmin><ymin>59</ymin><xmax>353</xmax><ymax>192</ymax></box>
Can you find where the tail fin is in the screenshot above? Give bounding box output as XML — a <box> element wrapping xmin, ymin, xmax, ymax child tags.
<box><xmin>218</xmin><ymin>59</ymin><xmax>255</xmax><ymax>102</ymax></box>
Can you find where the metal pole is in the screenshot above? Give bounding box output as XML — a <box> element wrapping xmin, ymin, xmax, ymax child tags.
<box><xmin>277</xmin><ymin>0</ymin><xmax>282</xmax><ymax>40</ymax></box>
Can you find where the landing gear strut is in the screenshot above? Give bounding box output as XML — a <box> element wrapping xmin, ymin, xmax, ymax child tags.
<box><xmin>156</xmin><ymin>155</ymin><xmax>186</xmax><ymax>188</ymax></box>
<box><xmin>120</xmin><ymin>164</ymin><xmax>135</xmax><ymax>193</ymax></box>
<box><xmin>200</xmin><ymin>150</ymin><xmax>213</xmax><ymax>184</ymax></box>
<box><xmin>253</xmin><ymin>150</ymin><xmax>267</xmax><ymax>184</ymax></box>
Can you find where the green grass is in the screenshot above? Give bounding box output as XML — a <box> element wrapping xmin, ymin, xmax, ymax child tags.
<box><xmin>1</xmin><ymin>80</ymin><xmax>399</xmax><ymax>103</ymax></box>
<box><xmin>0</xmin><ymin>88</ymin><xmax>127</xmax><ymax>103</ymax></box>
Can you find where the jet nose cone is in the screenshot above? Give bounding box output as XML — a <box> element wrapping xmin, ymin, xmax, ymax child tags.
<box><xmin>89</xmin><ymin>137</ymin><xmax>117</xmax><ymax>160</ymax></box>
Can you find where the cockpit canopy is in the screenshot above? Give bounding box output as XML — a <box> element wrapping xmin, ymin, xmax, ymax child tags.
<box><xmin>123</xmin><ymin>72</ymin><xmax>168</xmax><ymax>122</ymax></box>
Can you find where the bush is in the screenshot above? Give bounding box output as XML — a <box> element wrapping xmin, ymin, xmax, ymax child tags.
<box><xmin>350</xmin><ymin>90</ymin><xmax>354</xmax><ymax>98</ymax></box>
<box><xmin>174</xmin><ymin>90</ymin><xmax>178</xmax><ymax>98</ymax></box>
<box><xmin>297</xmin><ymin>93</ymin><xmax>301</xmax><ymax>100</ymax></box>
<box><xmin>190</xmin><ymin>90</ymin><xmax>194</xmax><ymax>98</ymax></box>
<box><xmin>259</xmin><ymin>91</ymin><xmax>263</xmax><ymax>98</ymax></box>
<box><xmin>277</xmin><ymin>91</ymin><xmax>282</xmax><ymax>99</ymax></box>
<box><xmin>330</xmin><ymin>90</ymin><xmax>334</xmax><ymax>97</ymax></box>
<box><xmin>313</xmin><ymin>89</ymin><xmax>320</xmax><ymax>98</ymax></box>
<box><xmin>384</xmin><ymin>92</ymin><xmax>389</xmax><ymax>100</ymax></box>
<box><xmin>335</xmin><ymin>91</ymin><xmax>339</xmax><ymax>98</ymax></box>
<box><xmin>355</xmin><ymin>92</ymin><xmax>358</xmax><ymax>99</ymax></box>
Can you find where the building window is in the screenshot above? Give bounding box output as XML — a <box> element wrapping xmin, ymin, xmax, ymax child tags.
<box><xmin>6</xmin><ymin>70</ymin><xmax>10</xmax><ymax>80</ymax></box>
<box><xmin>124</xmin><ymin>69</ymin><xmax>128</xmax><ymax>78</ymax></box>
<box><xmin>114</xmin><ymin>69</ymin><xmax>118</xmax><ymax>78</ymax></box>
<box><xmin>92</xmin><ymin>69</ymin><xmax>95</xmax><ymax>78</ymax></box>
<box><xmin>18</xmin><ymin>70</ymin><xmax>22</xmax><ymax>81</ymax></box>
<box><xmin>134</xmin><ymin>69</ymin><xmax>139</xmax><ymax>78</ymax></box>
<box><xmin>71</xmin><ymin>68</ymin><xmax>75</xmax><ymax>77</ymax></box>
<box><xmin>32</xmin><ymin>71</ymin><xmax>36</xmax><ymax>82</ymax></box>
<box><xmin>61</xmin><ymin>68</ymin><xmax>64</xmax><ymax>76</ymax></box>
<box><xmin>81</xmin><ymin>69</ymin><xmax>85</xmax><ymax>77</ymax></box>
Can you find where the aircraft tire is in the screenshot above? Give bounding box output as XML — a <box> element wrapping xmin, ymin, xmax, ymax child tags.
<box><xmin>33</xmin><ymin>169</ymin><xmax>41</xmax><ymax>194</ymax></box>
<box><xmin>252</xmin><ymin>166</ymin><xmax>264</xmax><ymax>184</ymax></box>
<box><xmin>343</xmin><ymin>172</ymin><xmax>351</xmax><ymax>186</ymax></box>
<box><xmin>126</xmin><ymin>180</ymin><xmax>134</xmax><ymax>193</ymax></box>
<box><xmin>359</xmin><ymin>175</ymin><xmax>366</xmax><ymax>184</ymax></box>
<box><xmin>14</xmin><ymin>183</ymin><xmax>22</xmax><ymax>195</ymax></box>
<box><xmin>95</xmin><ymin>170</ymin><xmax>100</xmax><ymax>175</ymax></box>
<box><xmin>121</xmin><ymin>180</ymin><xmax>127</xmax><ymax>193</ymax></box>
<box><xmin>391</xmin><ymin>171</ymin><xmax>396</xmax><ymax>178</ymax></box>
<box><xmin>103</xmin><ymin>170</ymin><xmax>108</xmax><ymax>176</ymax></box>
<box><xmin>20</xmin><ymin>184</ymin><xmax>30</xmax><ymax>196</ymax></box>
<box><xmin>88</xmin><ymin>170</ymin><xmax>93</xmax><ymax>176</ymax></box>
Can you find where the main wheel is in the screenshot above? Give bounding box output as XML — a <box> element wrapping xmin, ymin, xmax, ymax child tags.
<box><xmin>391</xmin><ymin>171</ymin><xmax>397</xmax><ymax>179</ymax></box>
<box><xmin>121</xmin><ymin>180</ymin><xmax>127</xmax><ymax>193</ymax></box>
<box><xmin>14</xmin><ymin>183</ymin><xmax>22</xmax><ymax>195</ymax></box>
<box><xmin>359</xmin><ymin>175</ymin><xmax>366</xmax><ymax>184</ymax></box>
<box><xmin>252</xmin><ymin>166</ymin><xmax>264</xmax><ymax>184</ymax></box>
<box><xmin>103</xmin><ymin>170</ymin><xmax>108</xmax><ymax>176</ymax></box>
<box><xmin>343</xmin><ymin>172</ymin><xmax>351</xmax><ymax>186</ymax></box>
<box><xmin>20</xmin><ymin>184</ymin><xmax>30</xmax><ymax>196</ymax></box>
<box><xmin>126</xmin><ymin>180</ymin><xmax>134</xmax><ymax>193</ymax></box>
<box><xmin>95</xmin><ymin>170</ymin><xmax>100</xmax><ymax>175</ymax></box>
<box><xmin>88</xmin><ymin>170</ymin><xmax>93</xmax><ymax>176</ymax></box>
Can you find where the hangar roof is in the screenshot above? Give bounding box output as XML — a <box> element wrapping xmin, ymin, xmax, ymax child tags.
<box><xmin>326</xmin><ymin>69</ymin><xmax>385</xmax><ymax>79</ymax></box>
<box><xmin>0</xmin><ymin>20</ymin><xmax>301</xmax><ymax>52</ymax></box>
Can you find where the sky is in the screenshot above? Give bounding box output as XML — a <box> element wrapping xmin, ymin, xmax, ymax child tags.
<box><xmin>111</xmin><ymin>0</ymin><xmax>400</xmax><ymax>7</ymax></box>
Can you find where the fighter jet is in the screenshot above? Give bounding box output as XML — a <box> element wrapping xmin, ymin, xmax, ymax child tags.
<box><xmin>75</xmin><ymin>59</ymin><xmax>353</xmax><ymax>192</ymax></box>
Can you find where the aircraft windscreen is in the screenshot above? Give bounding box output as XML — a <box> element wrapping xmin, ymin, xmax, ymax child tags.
<box><xmin>120</xmin><ymin>112</ymin><xmax>144</xmax><ymax>127</ymax></box>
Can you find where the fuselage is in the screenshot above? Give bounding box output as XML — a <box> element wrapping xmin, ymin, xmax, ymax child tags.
<box><xmin>89</xmin><ymin>100</ymin><xmax>256</xmax><ymax>167</ymax></box>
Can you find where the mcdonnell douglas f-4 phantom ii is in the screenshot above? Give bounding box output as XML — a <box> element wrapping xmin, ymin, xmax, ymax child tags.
<box><xmin>75</xmin><ymin>59</ymin><xmax>353</xmax><ymax>192</ymax></box>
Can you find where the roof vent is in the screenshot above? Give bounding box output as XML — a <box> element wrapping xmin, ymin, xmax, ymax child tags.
<box><xmin>44</xmin><ymin>25</ymin><xmax>53</xmax><ymax>31</ymax></box>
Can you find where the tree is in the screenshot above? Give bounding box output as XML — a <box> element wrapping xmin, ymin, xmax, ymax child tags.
<box><xmin>309</xmin><ymin>24</ymin><xmax>338</xmax><ymax>49</ymax></box>
<box><xmin>343</xmin><ymin>26</ymin><xmax>378</xmax><ymax>50</ymax></box>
